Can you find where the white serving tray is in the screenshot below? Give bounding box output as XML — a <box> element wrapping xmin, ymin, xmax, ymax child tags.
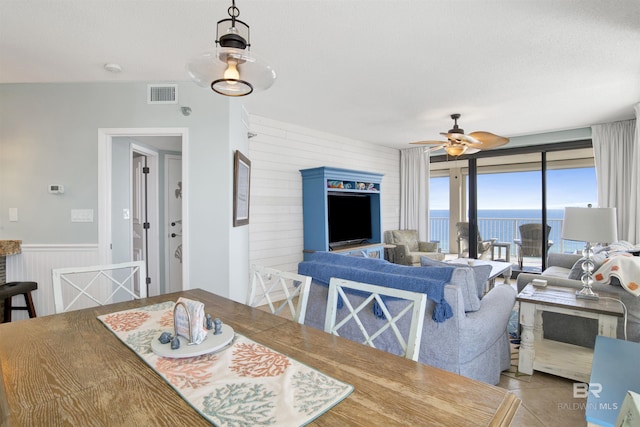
<box><xmin>151</xmin><ymin>324</ymin><xmax>235</xmax><ymax>358</ymax></box>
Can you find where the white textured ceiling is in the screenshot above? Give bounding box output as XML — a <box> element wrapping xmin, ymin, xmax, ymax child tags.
<box><xmin>1</xmin><ymin>0</ymin><xmax>639</xmax><ymax>149</ymax></box>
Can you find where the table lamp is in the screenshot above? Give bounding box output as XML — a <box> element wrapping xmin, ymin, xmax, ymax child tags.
<box><xmin>561</xmin><ymin>206</ymin><xmax>618</xmax><ymax>300</ymax></box>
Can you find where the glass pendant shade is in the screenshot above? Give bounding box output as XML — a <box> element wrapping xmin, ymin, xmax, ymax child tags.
<box><xmin>187</xmin><ymin>47</ymin><xmax>276</xmax><ymax>97</ymax></box>
<box><xmin>186</xmin><ymin>2</ymin><xmax>276</xmax><ymax>97</ymax></box>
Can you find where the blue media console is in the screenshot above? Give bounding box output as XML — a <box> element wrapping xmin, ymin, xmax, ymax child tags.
<box><xmin>300</xmin><ymin>167</ymin><xmax>384</xmax><ymax>261</ymax></box>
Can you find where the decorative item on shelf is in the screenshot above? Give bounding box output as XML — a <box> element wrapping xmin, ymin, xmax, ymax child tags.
<box><xmin>367</xmin><ymin>183</ymin><xmax>376</xmax><ymax>191</ymax></box>
<box><xmin>356</xmin><ymin>182</ymin><xmax>366</xmax><ymax>190</ymax></box>
<box><xmin>344</xmin><ymin>183</ymin><xmax>352</xmax><ymax>189</ymax></box>
<box><xmin>328</xmin><ymin>180</ymin><xmax>344</xmax><ymax>189</ymax></box>
<box><xmin>186</xmin><ymin>0</ymin><xmax>276</xmax><ymax>96</ymax></box>
<box><xmin>561</xmin><ymin>205</ymin><xmax>618</xmax><ymax>300</ymax></box>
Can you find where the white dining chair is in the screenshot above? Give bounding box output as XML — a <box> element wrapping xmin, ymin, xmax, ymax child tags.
<box><xmin>52</xmin><ymin>261</ymin><xmax>147</xmax><ymax>313</ymax></box>
<box><xmin>247</xmin><ymin>265</ymin><xmax>312</xmax><ymax>324</ymax></box>
<box><xmin>324</xmin><ymin>277</ymin><xmax>427</xmax><ymax>361</ymax></box>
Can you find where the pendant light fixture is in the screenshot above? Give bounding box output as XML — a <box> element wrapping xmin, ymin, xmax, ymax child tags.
<box><xmin>186</xmin><ymin>0</ymin><xmax>276</xmax><ymax>97</ymax></box>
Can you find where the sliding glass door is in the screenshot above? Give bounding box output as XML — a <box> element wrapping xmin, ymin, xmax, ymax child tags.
<box><xmin>474</xmin><ymin>153</ymin><xmax>543</xmax><ymax>271</ymax></box>
<box><xmin>429</xmin><ymin>142</ymin><xmax>596</xmax><ymax>272</ymax></box>
<box><xmin>546</xmin><ymin>148</ymin><xmax>597</xmax><ymax>255</ymax></box>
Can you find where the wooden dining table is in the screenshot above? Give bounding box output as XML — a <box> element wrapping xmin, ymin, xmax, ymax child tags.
<box><xmin>0</xmin><ymin>289</ymin><xmax>520</xmax><ymax>426</ymax></box>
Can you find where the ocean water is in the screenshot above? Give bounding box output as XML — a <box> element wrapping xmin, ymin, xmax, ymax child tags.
<box><xmin>430</xmin><ymin>209</ymin><xmax>565</xmax><ymax>220</ymax></box>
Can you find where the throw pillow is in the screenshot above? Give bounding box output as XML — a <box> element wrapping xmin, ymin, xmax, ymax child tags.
<box><xmin>445</xmin><ymin>259</ymin><xmax>493</xmax><ymax>300</ymax></box>
<box><xmin>568</xmin><ymin>252</ymin><xmax>608</xmax><ymax>280</ymax></box>
<box><xmin>469</xmin><ymin>264</ymin><xmax>492</xmax><ymax>299</ymax></box>
<box><xmin>420</xmin><ymin>256</ymin><xmax>488</xmax><ymax>312</ymax></box>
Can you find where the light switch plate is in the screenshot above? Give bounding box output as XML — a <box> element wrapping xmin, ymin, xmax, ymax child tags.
<box><xmin>71</xmin><ymin>209</ymin><xmax>94</xmax><ymax>223</ymax></box>
<box><xmin>9</xmin><ymin>208</ymin><xmax>18</xmax><ymax>222</ymax></box>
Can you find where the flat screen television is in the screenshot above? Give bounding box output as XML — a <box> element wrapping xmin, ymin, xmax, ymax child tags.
<box><xmin>327</xmin><ymin>192</ymin><xmax>372</xmax><ymax>247</ymax></box>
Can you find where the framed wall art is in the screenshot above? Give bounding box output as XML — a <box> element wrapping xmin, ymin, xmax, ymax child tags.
<box><xmin>233</xmin><ymin>150</ymin><xmax>251</xmax><ymax>227</ymax></box>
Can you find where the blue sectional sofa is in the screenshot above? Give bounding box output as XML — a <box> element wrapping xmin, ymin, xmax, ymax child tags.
<box><xmin>298</xmin><ymin>252</ymin><xmax>516</xmax><ymax>385</ymax></box>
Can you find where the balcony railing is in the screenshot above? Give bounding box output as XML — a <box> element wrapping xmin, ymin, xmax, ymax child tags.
<box><xmin>430</xmin><ymin>217</ymin><xmax>583</xmax><ymax>256</ymax></box>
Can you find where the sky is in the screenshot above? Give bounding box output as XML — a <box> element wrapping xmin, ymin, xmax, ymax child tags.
<box><xmin>430</xmin><ymin>168</ymin><xmax>597</xmax><ymax>210</ymax></box>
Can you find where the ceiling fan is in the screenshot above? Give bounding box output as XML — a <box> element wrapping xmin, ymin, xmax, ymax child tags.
<box><xmin>410</xmin><ymin>113</ymin><xmax>509</xmax><ymax>156</ymax></box>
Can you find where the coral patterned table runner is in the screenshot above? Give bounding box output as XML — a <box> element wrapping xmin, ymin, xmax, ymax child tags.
<box><xmin>98</xmin><ymin>301</ymin><xmax>353</xmax><ymax>426</ymax></box>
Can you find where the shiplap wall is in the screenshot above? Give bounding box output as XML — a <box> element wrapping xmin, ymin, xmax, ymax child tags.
<box><xmin>248</xmin><ymin>116</ymin><xmax>400</xmax><ymax>273</ymax></box>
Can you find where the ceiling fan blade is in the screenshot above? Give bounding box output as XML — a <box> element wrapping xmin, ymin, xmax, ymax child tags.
<box><xmin>440</xmin><ymin>132</ymin><xmax>481</xmax><ymax>145</ymax></box>
<box><xmin>424</xmin><ymin>144</ymin><xmax>446</xmax><ymax>153</ymax></box>
<box><xmin>468</xmin><ymin>131</ymin><xmax>509</xmax><ymax>149</ymax></box>
<box><xmin>409</xmin><ymin>140</ymin><xmax>447</xmax><ymax>145</ymax></box>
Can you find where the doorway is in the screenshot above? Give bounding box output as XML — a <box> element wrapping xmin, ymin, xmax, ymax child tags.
<box><xmin>130</xmin><ymin>145</ymin><xmax>159</xmax><ymax>295</ymax></box>
<box><xmin>98</xmin><ymin>128</ymin><xmax>189</xmax><ymax>295</ymax></box>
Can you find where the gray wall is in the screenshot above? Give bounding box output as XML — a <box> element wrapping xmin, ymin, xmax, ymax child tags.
<box><xmin>111</xmin><ymin>137</ymin><xmax>132</xmax><ymax>263</ymax></box>
<box><xmin>0</xmin><ymin>82</ymin><xmax>248</xmax><ymax>300</ymax></box>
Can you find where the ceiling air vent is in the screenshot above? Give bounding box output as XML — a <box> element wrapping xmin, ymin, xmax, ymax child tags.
<box><xmin>147</xmin><ymin>84</ymin><xmax>178</xmax><ymax>104</ymax></box>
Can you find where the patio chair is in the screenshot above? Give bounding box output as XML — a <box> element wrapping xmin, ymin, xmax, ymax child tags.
<box><xmin>324</xmin><ymin>277</ymin><xmax>427</xmax><ymax>361</ymax></box>
<box><xmin>248</xmin><ymin>265</ymin><xmax>312</xmax><ymax>324</ymax></box>
<box><xmin>455</xmin><ymin>222</ymin><xmax>496</xmax><ymax>259</ymax></box>
<box><xmin>514</xmin><ymin>223</ymin><xmax>554</xmax><ymax>269</ymax></box>
<box><xmin>52</xmin><ymin>261</ymin><xmax>147</xmax><ymax>313</ymax></box>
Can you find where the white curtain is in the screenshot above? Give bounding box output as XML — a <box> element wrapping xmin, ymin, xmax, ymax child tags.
<box><xmin>592</xmin><ymin>109</ymin><xmax>640</xmax><ymax>244</ymax></box>
<box><xmin>400</xmin><ymin>147</ymin><xmax>430</xmax><ymax>241</ymax></box>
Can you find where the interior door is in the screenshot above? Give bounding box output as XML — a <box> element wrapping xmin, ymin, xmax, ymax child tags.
<box><xmin>132</xmin><ymin>153</ymin><xmax>147</xmax><ymax>295</ymax></box>
<box><xmin>166</xmin><ymin>155</ymin><xmax>183</xmax><ymax>292</ymax></box>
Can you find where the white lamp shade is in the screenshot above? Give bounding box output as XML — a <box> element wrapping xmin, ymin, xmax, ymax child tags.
<box><xmin>561</xmin><ymin>207</ymin><xmax>618</xmax><ymax>243</ymax></box>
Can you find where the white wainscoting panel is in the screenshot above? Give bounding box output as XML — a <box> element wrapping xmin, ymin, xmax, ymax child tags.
<box><xmin>5</xmin><ymin>244</ymin><xmax>100</xmax><ymax>319</ymax></box>
<box><xmin>248</xmin><ymin>115</ymin><xmax>400</xmax><ymax>273</ymax></box>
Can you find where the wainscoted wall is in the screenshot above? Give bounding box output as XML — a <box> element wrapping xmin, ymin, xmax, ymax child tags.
<box><xmin>248</xmin><ymin>116</ymin><xmax>400</xmax><ymax>273</ymax></box>
<box><xmin>4</xmin><ymin>244</ymin><xmax>99</xmax><ymax>320</ymax></box>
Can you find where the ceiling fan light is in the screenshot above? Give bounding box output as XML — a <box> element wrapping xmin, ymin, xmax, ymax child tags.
<box><xmin>445</xmin><ymin>144</ymin><xmax>467</xmax><ymax>156</ymax></box>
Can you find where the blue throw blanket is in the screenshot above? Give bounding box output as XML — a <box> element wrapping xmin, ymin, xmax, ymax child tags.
<box><xmin>298</xmin><ymin>253</ymin><xmax>454</xmax><ymax>322</ymax></box>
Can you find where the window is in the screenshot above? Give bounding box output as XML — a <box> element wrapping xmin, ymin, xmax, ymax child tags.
<box><xmin>429</xmin><ymin>143</ymin><xmax>595</xmax><ymax>271</ymax></box>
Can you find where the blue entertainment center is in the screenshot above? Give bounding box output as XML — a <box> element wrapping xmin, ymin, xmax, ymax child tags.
<box><xmin>300</xmin><ymin>167</ymin><xmax>384</xmax><ymax>260</ymax></box>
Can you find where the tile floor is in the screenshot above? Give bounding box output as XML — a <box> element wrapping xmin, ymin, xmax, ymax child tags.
<box><xmin>498</xmin><ymin>346</ymin><xmax>588</xmax><ymax>426</ymax></box>
<box><xmin>496</xmin><ymin>278</ymin><xmax>588</xmax><ymax>426</ymax></box>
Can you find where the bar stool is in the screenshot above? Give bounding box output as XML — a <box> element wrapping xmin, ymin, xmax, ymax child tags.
<box><xmin>0</xmin><ymin>281</ymin><xmax>38</xmax><ymax>322</ymax></box>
